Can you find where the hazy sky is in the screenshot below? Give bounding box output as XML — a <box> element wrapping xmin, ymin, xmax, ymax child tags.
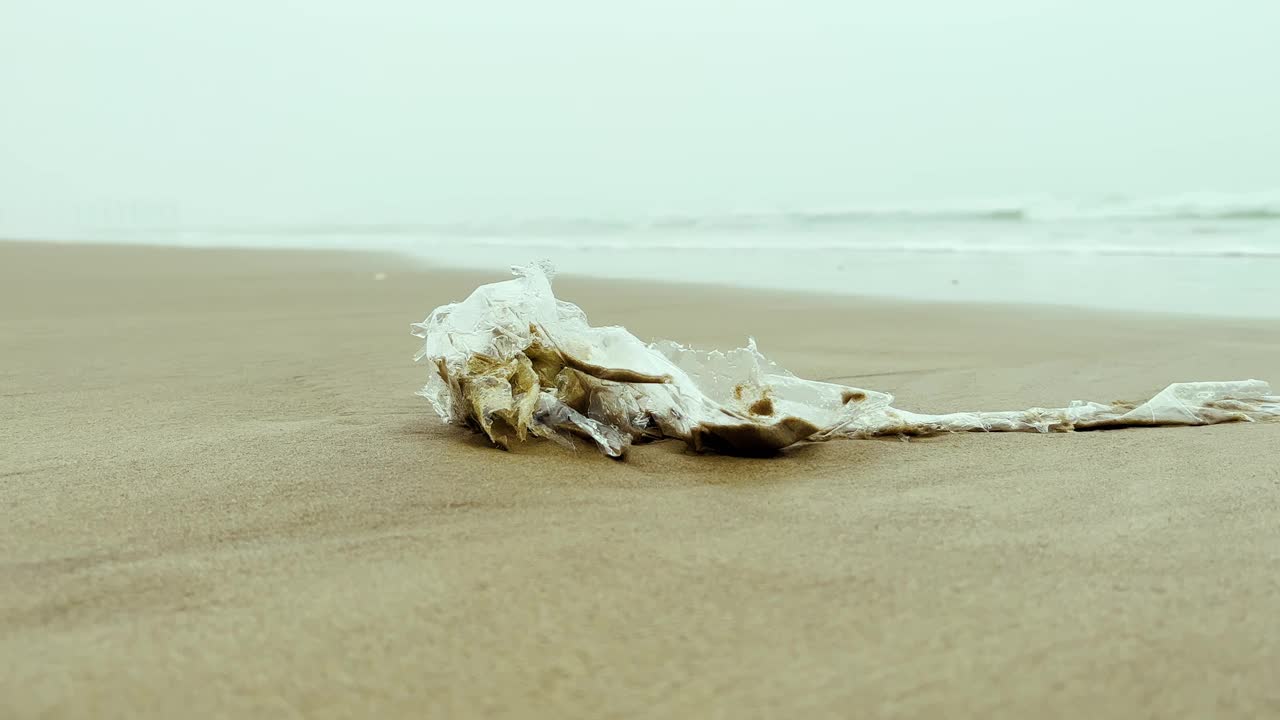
<box><xmin>2</xmin><ymin>0</ymin><xmax>1277</xmax><ymax>228</ymax></box>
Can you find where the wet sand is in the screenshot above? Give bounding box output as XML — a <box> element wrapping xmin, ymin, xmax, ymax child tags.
<box><xmin>3</xmin><ymin>241</ymin><xmax>1279</xmax><ymax>718</ymax></box>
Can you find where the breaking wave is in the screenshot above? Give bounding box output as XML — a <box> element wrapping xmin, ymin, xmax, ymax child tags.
<box><xmin>106</xmin><ymin>189</ymin><xmax>1280</xmax><ymax>264</ymax></box>
<box><xmin>422</xmin><ymin>190</ymin><xmax>1280</xmax><ymax>236</ymax></box>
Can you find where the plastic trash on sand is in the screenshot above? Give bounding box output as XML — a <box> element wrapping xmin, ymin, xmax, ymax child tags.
<box><xmin>412</xmin><ymin>264</ymin><xmax>1279</xmax><ymax>458</ymax></box>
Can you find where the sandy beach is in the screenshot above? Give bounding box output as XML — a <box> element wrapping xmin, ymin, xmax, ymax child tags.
<box><xmin>3</xmin><ymin>240</ymin><xmax>1279</xmax><ymax>718</ymax></box>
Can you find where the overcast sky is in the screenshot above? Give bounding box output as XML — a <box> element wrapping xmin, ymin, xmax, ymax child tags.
<box><xmin>1</xmin><ymin>0</ymin><xmax>1277</xmax><ymax>229</ymax></box>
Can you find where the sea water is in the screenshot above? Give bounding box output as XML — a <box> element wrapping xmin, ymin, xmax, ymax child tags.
<box><xmin>46</xmin><ymin>191</ymin><xmax>1280</xmax><ymax>317</ymax></box>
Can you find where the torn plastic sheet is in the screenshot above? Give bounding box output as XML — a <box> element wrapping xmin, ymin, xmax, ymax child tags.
<box><xmin>412</xmin><ymin>264</ymin><xmax>1279</xmax><ymax>458</ymax></box>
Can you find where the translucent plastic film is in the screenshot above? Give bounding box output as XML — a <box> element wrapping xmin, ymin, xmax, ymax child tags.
<box><xmin>412</xmin><ymin>265</ymin><xmax>1279</xmax><ymax>458</ymax></box>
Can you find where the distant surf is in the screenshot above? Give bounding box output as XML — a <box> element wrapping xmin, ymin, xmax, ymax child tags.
<box><xmin>110</xmin><ymin>190</ymin><xmax>1280</xmax><ymax>260</ymax></box>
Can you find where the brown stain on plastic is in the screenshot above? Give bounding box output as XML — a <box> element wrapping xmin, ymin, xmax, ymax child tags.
<box><xmin>748</xmin><ymin>397</ymin><xmax>775</xmax><ymax>416</ymax></box>
<box><xmin>689</xmin><ymin>416</ymin><xmax>820</xmax><ymax>457</ymax></box>
<box><xmin>842</xmin><ymin>390</ymin><xmax>867</xmax><ymax>404</ymax></box>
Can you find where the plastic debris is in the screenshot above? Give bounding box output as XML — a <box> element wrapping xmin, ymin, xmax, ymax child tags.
<box><xmin>412</xmin><ymin>264</ymin><xmax>1279</xmax><ymax>458</ymax></box>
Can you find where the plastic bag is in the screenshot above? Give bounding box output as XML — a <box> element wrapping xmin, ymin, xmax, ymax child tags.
<box><xmin>412</xmin><ymin>265</ymin><xmax>1278</xmax><ymax>457</ymax></box>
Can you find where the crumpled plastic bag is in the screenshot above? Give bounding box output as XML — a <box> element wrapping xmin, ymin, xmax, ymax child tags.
<box><xmin>412</xmin><ymin>264</ymin><xmax>1279</xmax><ymax>458</ymax></box>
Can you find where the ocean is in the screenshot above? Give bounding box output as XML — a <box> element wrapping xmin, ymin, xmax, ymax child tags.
<box><xmin>29</xmin><ymin>191</ymin><xmax>1280</xmax><ymax>317</ymax></box>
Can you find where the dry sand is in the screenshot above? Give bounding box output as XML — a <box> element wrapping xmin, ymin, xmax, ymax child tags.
<box><xmin>2</xmin><ymin>241</ymin><xmax>1279</xmax><ymax>719</ymax></box>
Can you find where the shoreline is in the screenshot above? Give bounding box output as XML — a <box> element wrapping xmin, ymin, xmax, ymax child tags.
<box><xmin>6</xmin><ymin>237</ymin><xmax>1279</xmax><ymax>321</ymax></box>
